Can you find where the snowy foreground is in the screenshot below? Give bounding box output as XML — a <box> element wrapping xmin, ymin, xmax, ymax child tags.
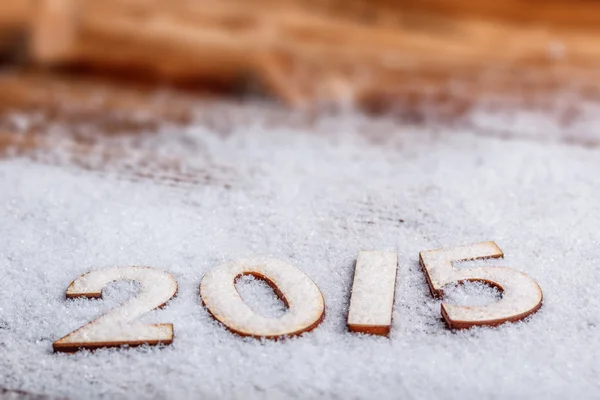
<box><xmin>0</xmin><ymin>118</ymin><xmax>599</xmax><ymax>399</ymax></box>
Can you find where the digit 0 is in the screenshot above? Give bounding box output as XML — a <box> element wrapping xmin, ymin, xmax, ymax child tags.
<box><xmin>200</xmin><ymin>257</ymin><xmax>325</xmax><ymax>339</ymax></box>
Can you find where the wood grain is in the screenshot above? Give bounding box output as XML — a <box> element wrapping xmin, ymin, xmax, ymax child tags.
<box><xmin>20</xmin><ymin>0</ymin><xmax>600</xmax><ymax>110</ymax></box>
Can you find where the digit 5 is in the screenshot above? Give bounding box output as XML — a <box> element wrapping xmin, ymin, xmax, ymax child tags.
<box><xmin>419</xmin><ymin>241</ymin><xmax>543</xmax><ymax>329</ymax></box>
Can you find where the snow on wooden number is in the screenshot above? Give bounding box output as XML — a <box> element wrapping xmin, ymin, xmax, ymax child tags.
<box><xmin>51</xmin><ymin>243</ymin><xmax>544</xmax><ymax>352</ymax></box>
<box><xmin>419</xmin><ymin>241</ymin><xmax>543</xmax><ymax>329</ymax></box>
<box><xmin>53</xmin><ymin>266</ymin><xmax>178</xmax><ymax>353</ymax></box>
<box><xmin>347</xmin><ymin>251</ymin><xmax>398</xmax><ymax>336</ymax></box>
<box><xmin>200</xmin><ymin>258</ymin><xmax>325</xmax><ymax>339</ymax></box>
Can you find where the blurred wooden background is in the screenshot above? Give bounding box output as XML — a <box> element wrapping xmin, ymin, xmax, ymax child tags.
<box><xmin>1</xmin><ymin>0</ymin><xmax>599</xmax><ymax>111</ymax></box>
<box><xmin>0</xmin><ymin>0</ymin><xmax>597</xmax><ymax>169</ymax></box>
<box><xmin>0</xmin><ymin>0</ymin><xmax>599</xmax><ymax>165</ymax></box>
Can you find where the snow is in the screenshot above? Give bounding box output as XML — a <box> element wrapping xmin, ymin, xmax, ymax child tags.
<box><xmin>236</xmin><ymin>275</ymin><xmax>287</xmax><ymax>319</ymax></box>
<box><xmin>1</xmin><ymin>114</ymin><xmax>600</xmax><ymax>398</ymax></box>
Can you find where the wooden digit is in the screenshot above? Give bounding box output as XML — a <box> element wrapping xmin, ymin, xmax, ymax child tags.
<box><xmin>53</xmin><ymin>266</ymin><xmax>178</xmax><ymax>353</ymax></box>
<box><xmin>419</xmin><ymin>241</ymin><xmax>543</xmax><ymax>329</ymax></box>
<box><xmin>200</xmin><ymin>258</ymin><xmax>325</xmax><ymax>339</ymax></box>
<box><xmin>347</xmin><ymin>251</ymin><xmax>398</xmax><ymax>336</ymax></box>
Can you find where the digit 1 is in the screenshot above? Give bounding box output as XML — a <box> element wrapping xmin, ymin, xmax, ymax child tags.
<box><xmin>347</xmin><ymin>251</ymin><xmax>398</xmax><ymax>336</ymax></box>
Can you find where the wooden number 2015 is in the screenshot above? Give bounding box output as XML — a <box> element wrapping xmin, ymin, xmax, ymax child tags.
<box><xmin>53</xmin><ymin>266</ymin><xmax>178</xmax><ymax>353</ymax></box>
<box><xmin>53</xmin><ymin>242</ymin><xmax>543</xmax><ymax>352</ymax></box>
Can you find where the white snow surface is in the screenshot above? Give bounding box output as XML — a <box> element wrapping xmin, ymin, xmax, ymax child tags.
<box><xmin>1</xmin><ymin>116</ymin><xmax>600</xmax><ymax>399</ymax></box>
